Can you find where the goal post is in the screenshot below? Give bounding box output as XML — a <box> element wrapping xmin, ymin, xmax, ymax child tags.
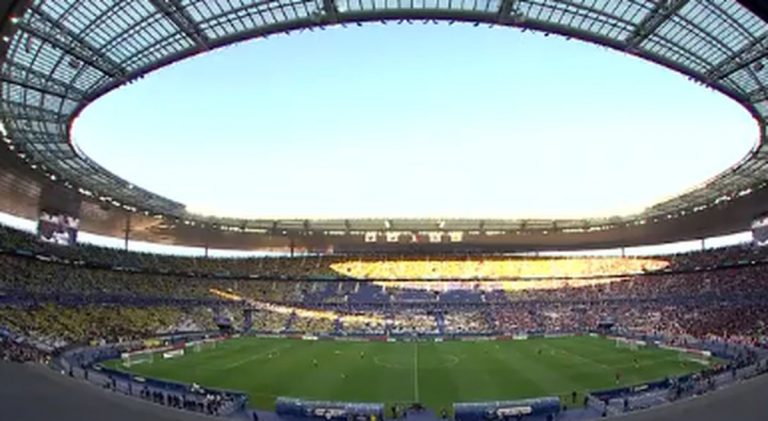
<box><xmin>121</xmin><ymin>349</ymin><xmax>155</xmax><ymax>367</ymax></box>
<box><xmin>614</xmin><ymin>337</ymin><xmax>642</xmax><ymax>351</ymax></box>
<box><xmin>189</xmin><ymin>339</ymin><xmax>218</xmax><ymax>353</ymax></box>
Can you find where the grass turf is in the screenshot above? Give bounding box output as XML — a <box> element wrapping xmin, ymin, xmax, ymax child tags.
<box><xmin>104</xmin><ymin>335</ymin><xmax>707</xmax><ymax>411</ymax></box>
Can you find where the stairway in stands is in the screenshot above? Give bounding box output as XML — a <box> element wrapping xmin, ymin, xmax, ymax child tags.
<box><xmin>284</xmin><ymin>312</ymin><xmax>297</xmax><ymax>331</ymax></box>
<box><xmin>434</xmin><ymin>311</ymin><xmax>445</xmax><ymax>335</ymax></box>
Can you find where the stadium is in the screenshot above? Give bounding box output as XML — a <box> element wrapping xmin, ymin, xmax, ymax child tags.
<box><xmin>1</xmin><ymin>1</ymin><xmax>768</xmax><ymax>421</ymax></box>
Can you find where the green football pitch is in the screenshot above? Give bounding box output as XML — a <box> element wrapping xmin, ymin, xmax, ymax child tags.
<box><xmin>105</xmin><ymin>335</ymin><xmax>708</xmax><ymax>411</ymax></box>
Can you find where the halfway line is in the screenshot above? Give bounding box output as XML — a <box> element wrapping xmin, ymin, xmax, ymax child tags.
<box><xmin>413</xmin><ymin>341</ymin><xmax>420</xmax><ymax>402</ymax></box>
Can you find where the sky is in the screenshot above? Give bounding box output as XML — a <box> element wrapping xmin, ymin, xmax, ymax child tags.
<box><xmin>72</xmin><ymin>23</ymin><xmax>758</xmax><ymax>220</ymax></box>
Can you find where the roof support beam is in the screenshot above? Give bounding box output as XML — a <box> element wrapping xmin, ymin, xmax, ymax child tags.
<box><xmin>0</xmin><ymin>76</ymin><xmax>77</xmax><ymax>101</ymax></box>
<box><xmin>748</xmin><ymin>86</ymin><xmax>768</xmax><ymax>102</ymax></box>
<box><xmin>730</xmin><ymin>171</ymin><xmax>764</xmax><ymax>184</ymax></box>
<box><xmin>12</xmin><ymin>127</ymin><xmax>67</xmax><ymax>141</ymax></box>
<box><xmin>20</xmin><ymin>5</ymin><xmax>126</xmax><ymax>78</ymax></box>
<box><xmin>497</xmin><ymin>0</ymin><xmax>519</xmax><ymax>24</ymax></box>
<box><xmin>625</xmin><ymin>0</ymin><xmax>690</xmax><ymax>49</ymax></box>
<box><xmin>12</xmin><ymin>140</ymin><xmax>68</xmax><ymax>151</ymax></box>
<box><xmin>704</xmin><ymin>32</ymin><xmax>768</xmax><ymax>81</ymax></box>
<box><xmin>0</xmin><ymin>101</ymin><xmax>65</xmax><ymax>124</ymax></box>
<box><xmin>32</xmin><ymin>150</ymin><xmax>75</xmax><ymax>160</ymax></box>
<box><xmin>321</xmin><ymin>0</ymin><xmax>339</xmax><ymax>23</ymax></box>
<box><xmin>148</xmin><ymin>0</ymin><xmax>210</xmax><ymax>51</ymax></box>
<box><xmin>1</xmin><ymin>60</ymin><xmax>86</xmax><ymax>100</ymax></box>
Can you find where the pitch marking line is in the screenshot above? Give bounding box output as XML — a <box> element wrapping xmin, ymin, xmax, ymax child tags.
<box><xmin>221</xmin><ymin>344</ymin><xmax>291</xmax><ymax>370</ymax></box>
<box><xmin>414</xmin><ymin>342</ymin><xmax>420</xmax><ymax>402</ymax></box>
<box><xmin>372</xmin><ymin>356</ymin><xmax>407</xmax><ymax>369</ymax></box>
<box><xmin>441</xmin><ymin>354</ymin><xmax>460</xmax><ymax>367</ymax></box>
<box><xmin>542</xmin><ymin>344</ymin><xmax>611</xmax><ymax>370</ymax></box>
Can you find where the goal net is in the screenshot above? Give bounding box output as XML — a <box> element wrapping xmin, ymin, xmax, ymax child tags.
<box><xmin>121</xmin><ymin>350</ymin><xmax>154</xmax><ymax>367</ymax></box>
<box><xmin>615</xmin><ymin>337</ymin><xmax>640</xmax><ymax>351</ymax></box>
<box><xmin>677</xmin><ymin>351</ymin><xmax>711</xmax><ymax>366</ymax></box>
<box><xmin>190</xmin><ymin>339</ymin><xmax>218</xmax><ymax>353</ymax></box>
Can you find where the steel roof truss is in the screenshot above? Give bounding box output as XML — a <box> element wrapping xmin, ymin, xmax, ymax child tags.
<box><xmin>1</xmin><ymin>62</ymin><xmax>85</xmax><ymax>101</ymax></box>
<box><xmin>625</xmin><ymin>0</ymin><xmax>690</xmax><ymax>49</ymax></box>
<box><xmin>148</xmin><ymin>0</ymin><xmax>210</xmax><ymax>51</ymax></box>
<box><xmin>0</xmin><ymin>101</ymin><xmax>64</xmax><ymax>124</ymax></box>
<box><xmin>21</xmin><ymin>6</ymin><xmax>127</xmax><ymax>79</ymax></box>
<box><xmin>705</xmin><ymin>31</ymin><xmax>768</xmax><ymax>81</ymax></box>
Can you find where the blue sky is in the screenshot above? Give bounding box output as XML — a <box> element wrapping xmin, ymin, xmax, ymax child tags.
<box><xmin>73</xmin><ymin>23</ymin><xmax>757</xmax><ymax>219</ymax></box>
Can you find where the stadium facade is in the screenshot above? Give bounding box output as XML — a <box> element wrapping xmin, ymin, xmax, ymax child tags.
<box><xmin>2</xmin><ymin>0</ymin><xmax>768</xmax><ymax>252</ymax></box>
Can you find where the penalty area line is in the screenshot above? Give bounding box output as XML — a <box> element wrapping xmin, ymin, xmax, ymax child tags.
<box><xmin>221</xmin><ymin>344</ymin><xmax>290</xmax><ymax>370</ymax></box>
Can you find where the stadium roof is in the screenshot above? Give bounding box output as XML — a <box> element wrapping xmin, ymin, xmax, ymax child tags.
<box><xmin>1</xmin><ymin>0</ymin><xmax>768</xmax><ymax>247</ymax></box>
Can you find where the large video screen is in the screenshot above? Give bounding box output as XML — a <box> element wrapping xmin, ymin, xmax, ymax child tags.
<box><xmin>752</xmin><ymin>214</ymin><xmax>768</xmax><ymax>244</ymax></box>
<box><xmin>38</xmin><ymin>211</ymin><xmax>79</xmax><ymax>246</ymax></box>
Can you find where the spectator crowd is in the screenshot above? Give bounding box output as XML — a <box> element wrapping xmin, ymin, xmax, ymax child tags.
<box><xmin>0</xmin><ymin>224</ymin><xmax>767</xmax><ymax>360</ymax></box>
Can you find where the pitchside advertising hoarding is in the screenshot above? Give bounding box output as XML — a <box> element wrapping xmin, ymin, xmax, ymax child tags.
<box><xmin>454</xmin><ymin>397</ymin><xmax>560</xmax><ymax>421</ymax></box>
<box><xmin>275</xmin><ymin>397</ymin><xmax>383</xmax><ymax>421</ymax></box>
<box><xmin>752</xmin><ymin>214</ymin><xmax>768</xmax><ymax>244</ymax></box>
